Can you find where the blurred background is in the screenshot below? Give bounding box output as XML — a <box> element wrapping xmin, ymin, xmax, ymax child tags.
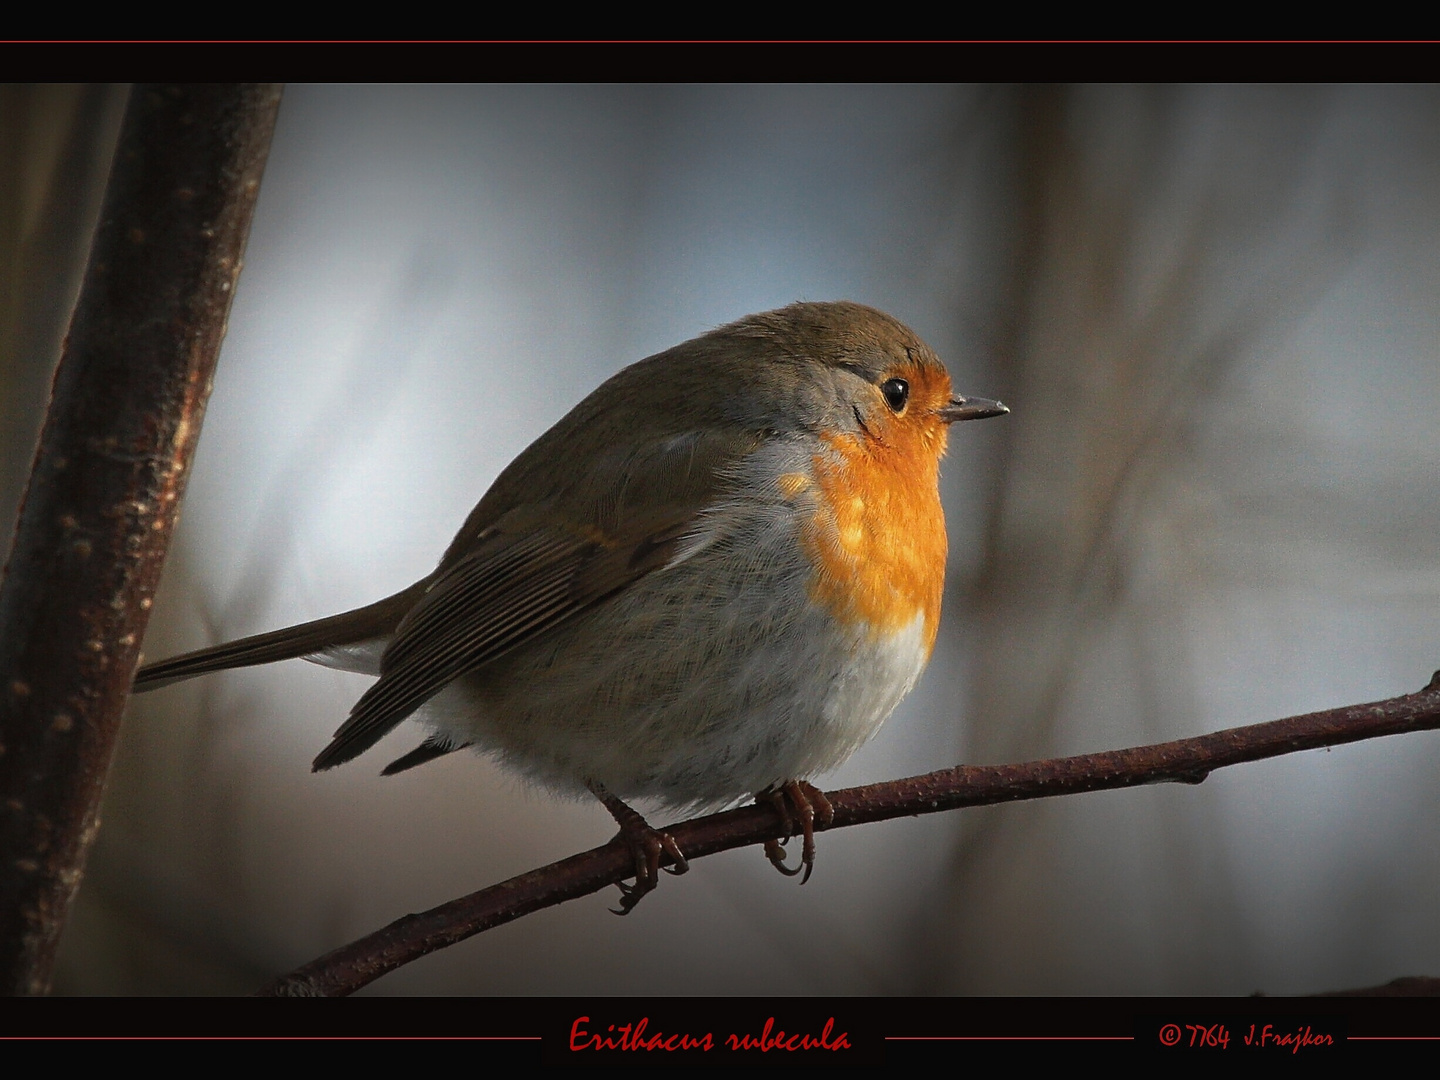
<box><xmin>3</xmin><ymin>83</ymin><xmax>1439</xmax><ymax>995</ymax></box>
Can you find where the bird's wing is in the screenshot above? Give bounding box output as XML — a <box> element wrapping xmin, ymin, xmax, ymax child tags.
<box><xmin>311</xmin><ymin>430</ymin><xmax>750</xmax><ymax>772</ymax></box>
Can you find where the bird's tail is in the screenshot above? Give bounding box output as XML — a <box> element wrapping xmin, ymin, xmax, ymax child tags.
<box><xmin>132</xmin><ymin>579</ymin><xmax>430</xmax><ymax>692</ymax></box>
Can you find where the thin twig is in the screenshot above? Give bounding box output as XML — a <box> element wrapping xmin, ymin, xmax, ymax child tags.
<box><xmin>262</xmin><ymin>671</ymin><xmax>1440</xmax><ymax>996</ymax></box>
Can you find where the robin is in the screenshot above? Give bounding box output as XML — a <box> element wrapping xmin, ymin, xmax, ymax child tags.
<box><xmin>133</xmin><ymin>301</ymin><xmax>1008</xmax><ymax>912</ymax></box>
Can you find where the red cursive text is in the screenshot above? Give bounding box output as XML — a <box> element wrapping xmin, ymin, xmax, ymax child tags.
<box><xmin>569</xmin><ymin>1015</ymin><xmax>713</xmax><ymax>1052</ymax></box>
<box><xmin>1244</xmin><ymin>1023</ymin><xmax>1335</xmax><ymax>1053</ymax></box>
<box><xmin>725</xmin><ymin>1016</ymin><xmax>851</xmax><ymax>1052</ymax></box>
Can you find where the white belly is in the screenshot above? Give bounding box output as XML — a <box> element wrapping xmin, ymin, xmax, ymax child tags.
<box><xmin>423</xmin><ymin>506</ymin><xmax>932</xmax><ymax>810</ymax></box>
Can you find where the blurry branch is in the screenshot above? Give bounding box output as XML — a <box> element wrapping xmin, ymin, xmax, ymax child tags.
<box><xmin>971</xmin><ymin>86</ymin><xmax>1352</xmax><ymax>767</ymax></box>
<box><xmin>1317</xmin><ymin>977</ymin><xmax>1440</xmax><ymax>997</ymax></box>
<box><xmin>927</xmin><ymin>87</ymin><xmax>1358</xmax><ymax>991</ymax></box>
<box><xmin>263</xmin><ymin>673</ymin><xmax>1440</xmax><ymax>997</ymax></box>
<box><xmin>0</xmin><ymin>86</ymin><xmax>126</xmax><ymax>544</ymax></box>
<box><xmin>0</xmin><ymin>84</ymin><xmax>282</xmax><ymax>995</ymax></box>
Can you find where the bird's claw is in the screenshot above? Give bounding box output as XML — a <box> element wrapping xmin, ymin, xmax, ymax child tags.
<box><xmin>609</xmin><ymin>826</ymin><xmax>689</xmax><ymax>915</ymax></box>
<box><xmin>759</xmin><ymin>780</ymin><xmax>833</xmax><ymax>885</ymax></box>
<box><xmin>764</xmin><ymin>836</ymin><xmax>804</xmax><ymax>877</ymax></box>
<box><xmin>590</xmin><ymin>782</ymin><xmax>688</xmax><ymax>915</ymax></box>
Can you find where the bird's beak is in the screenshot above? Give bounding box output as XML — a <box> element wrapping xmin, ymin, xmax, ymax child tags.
<box><xmin>938</xmin><ymin>395</ymin><xmax>1009</xmax><ymax>423</ymax></box>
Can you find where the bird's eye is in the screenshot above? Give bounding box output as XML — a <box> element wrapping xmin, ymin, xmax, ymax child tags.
<box><xmin>881</xmin><ymin>378</ymin><xmax>909</xmax><ymax>412</ymax></box>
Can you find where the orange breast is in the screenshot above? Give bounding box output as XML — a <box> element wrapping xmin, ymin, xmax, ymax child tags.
<box><xmin>801</xmin><ymin>427</ymin><xmax>948</xmax><ymax>654</ymax></box>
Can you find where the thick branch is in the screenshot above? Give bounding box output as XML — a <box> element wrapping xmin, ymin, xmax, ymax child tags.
<box><xmin>263</xmin><ymin>673</ymin><xmax>1440</xmax><ymax>996</ymax></box>
<box><xmin>0</xmin><ymin>84</ymin><xmax>282</xmax><ymax>995</ymax></box>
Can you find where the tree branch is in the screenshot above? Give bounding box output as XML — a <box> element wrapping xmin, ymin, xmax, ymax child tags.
<box><xmin>0</xmin><ymin>84</ymin><xmax>282</xmax><ymax>995</ymax></box>
<box><xmin>262</xmin><ymin>671</ymin><xmax>1440</xmax><ymax>996</ymax></box>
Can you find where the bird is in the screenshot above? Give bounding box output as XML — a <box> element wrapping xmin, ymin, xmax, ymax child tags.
<box><xmin>132</xmin><ymin>301</ymin><xmax>1008</xmax><ymax>912</ymax></box>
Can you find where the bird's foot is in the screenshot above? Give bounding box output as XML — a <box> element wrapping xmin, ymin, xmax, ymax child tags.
<box><xmin>758</xmin><ymin>780</ymin><xmax>834</xmax><ymax>885</ymax></box>
<box><xmin>589</xmin><ymin>782</ymin><xmax>688</xmax><ymax>915</ymax></box>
